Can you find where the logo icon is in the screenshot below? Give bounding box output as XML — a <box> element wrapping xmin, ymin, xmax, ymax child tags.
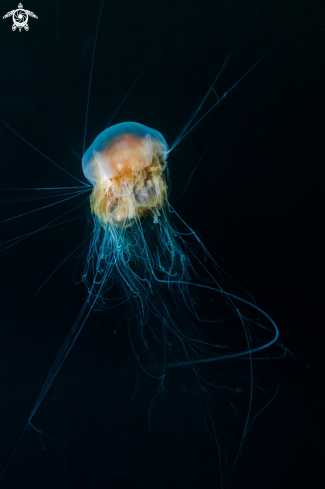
<box><xmin>3</xmin><ymin>3</ymin><xmax>38</xmax><ymax>32</ymax></box>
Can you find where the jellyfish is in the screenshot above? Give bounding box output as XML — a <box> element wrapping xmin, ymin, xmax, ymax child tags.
<box><xmin>0</xmin><ymin>116</ymin><xmax>279</xmax><ymax>486</ymax></box>
<box><xmin>0</xmin><ymin>9</ymin><xmax>287</xmax><ymax>488</ymax></box>
<box><xmin>0</xmin><ymin>97</ymin><xmax>284</xmax><ymax>489</ymax></box>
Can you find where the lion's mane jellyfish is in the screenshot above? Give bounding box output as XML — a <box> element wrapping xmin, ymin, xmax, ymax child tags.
<box><xmin>81</xmin><ymin>121</ymin><xmax>278</xmax><ymax>375</ymax></box>
<box><xmin>81</xmin><ymin>120</ymin><xmax>213</xmax><ymax>381</ymax></box>
<box><xmin>0</xmin><ymin>120</ymin><xmax>281</xmax><ymax>487</ymax></box>
<box><xmin>81</xmin><ymin>120</ymin><xmax>200</xmax><ymax>378</ymax></box>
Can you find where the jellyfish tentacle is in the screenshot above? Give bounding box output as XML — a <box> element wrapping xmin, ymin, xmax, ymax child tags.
<box><xmin>106</xmin><ymin>70</ymin><xmax>144</xmax><ymax>130</ymax></box>
<box><xmin>1</xmin><ymin>187</ymin><xmax>89</xmax><ymax>206</ymax></box>
<box><xmin>83</xmin><ymin>0</ymin><xmax>105</xmax><ymax>155</ymax></box>
<box><xmin>169</xmin><ymin>57</ymin><xmax>262</xmax><ymax>153</ymax></box>
<box><xmin>0</xmin><ymin>255</ymin><xmax>114</xmax><ymax>479</ymax></box>
<box><xmin>0</xmin><ymin>195</ymin><xmax>90</xmax><ymax>254</ymax></box>
<box><xmin>0</xmin><ymin>188</ymin><xmax>90</xmax><ymax>223</ymax></box>
<box><xmin>172</xmin><ymin>53</ymin><xmax>231</xmax><ymax>150</ymax></box>
<box><xmin>0</xmin><ymin>118</ymin><xmax>90</xmax><ymax>187</ymax></box>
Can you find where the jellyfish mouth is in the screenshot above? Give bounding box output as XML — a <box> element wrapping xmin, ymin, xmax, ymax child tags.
<box><xmin>90</xmin><ymin>158</ymin><xmax>167</xmax><ymax>228</ymax></box>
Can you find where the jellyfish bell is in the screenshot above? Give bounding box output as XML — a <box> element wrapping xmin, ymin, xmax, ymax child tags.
<box><xmin>82</xmin><ymin>122</ymin><xmax>169</xmax><ymax>227</ymax></box>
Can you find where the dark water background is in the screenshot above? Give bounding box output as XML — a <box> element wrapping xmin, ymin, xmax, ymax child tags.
<box><xmin>0</xmin><ymin>0</ymin><xmax>324</xmax><ymax>488</ymax></box>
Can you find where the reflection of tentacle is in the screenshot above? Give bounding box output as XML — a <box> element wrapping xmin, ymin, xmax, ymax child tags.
<box><xmin>24</xmin><ymin>24</ymin><xmax>29</xmax><ymax>31</ymax></box>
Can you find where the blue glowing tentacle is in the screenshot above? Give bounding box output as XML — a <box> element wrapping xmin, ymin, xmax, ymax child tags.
<box><xmin>17</xmin><ymin>232</ymin><xmax>93</xmax><ymax>312</ymax></box>
<box><xmin>228</xmin><ymin>309</ymin><xmax>253</xmax><ymax>486</ymax></box>
<box><xmin>168</xmin><ymin>204</ymin><xmax>257</xmax><ymax>305</ymax></box>
<box><xmin>160</xmin><ymin>301</ymin><xmax>227</xmax><ymax>350</ymax></box>
<box><xmin>2</xmin><ymin>222</ymin><xmax>91</xmax><ymax>332</ymax></box>
<box><xmin>127</xmin><ymin>314</ymin><xmax>167</xmax><ymax>381</ymax></box>
<box><xmin>181</xmin><ymin>133</ymin><xmax>216</xmax><ymax>196</ymax></box>
<box><xmin>245</xmin><ymin>383</ymin><xmax>279</xmax><ymax>435</ymax></box>
<box><xmin>28</xmin><ymin>422</ymin><xmax>63</xmax><ymax>450</ymax></box>
<box><xmin>105</xmin><ymin>70</ymin><xmax>144</xmax><ymax>129</ymax></box>
<box><xmin>168</xmin><ymin>58</ymin><xmax>262</xmax><ymax>153</ymax></box>
<box><xmin>37</xmin><ymin>213</ymin><xmax>90</xmax><ymax>235</ymax></box>
<box><xmin>0</xmin><ymin>188</ymin><xmax>88</xmax><ymax>206</ymax></box>
<box><xmin>0</xmin><ymin>236</ymin><xmax>118</xmax><ymax>479</ymax></box>
<box><xmin>0</xmin><ymin>189</ymin><xmax>90</xmax><ymax>223</ymax></box>
<box><xmin>199</xmin><ymin>374</ymin><xmax>224</xmax><ymax>489</ymax></box>
<box><xmin>0</xmin><ymin>298</ymin><xmax>89</xmax><ymax>480</ymax></box>
<box><xmin>83</xmin><ymin>0</ymin><xmax>105</xmax><ymax>155</ymax></box>
<box><xmin>172</xmin><ymin>53</ymin><xmax>231</xmax><ymax>150</ymax></box>
<box><xmin>157</xmin><ymin>302</ymin><xmax>206</xmax><ymax>360</ymax></box>
<box><xmin>162</xmin><ymin>282</ymin><xmax>279</xmax><ymax>367</ymax></box>
<box><xmin>0</xmin><ymin>118</ymin><xmax>90</xmax><ymax>187</ymax></box>
<box><xmin>68</xmin><ymin>146</ymin><xmax>82</xmax><ymax>161</ymax></box>
<box><xmin>0</xmin><ymin>186</ymin><xmax>89</xmax><ymax>191</ymax></box>
<box><xmin>0</xmin><ymin>195</ymin><xmax>90</xmax><ymax>253</ymax></box>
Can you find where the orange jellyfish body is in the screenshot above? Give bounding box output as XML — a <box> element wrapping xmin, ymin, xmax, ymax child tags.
<box><xmin>82</xmin><ymin>122</ymin><xmax>169</xmax><ymax>227</ymax></box>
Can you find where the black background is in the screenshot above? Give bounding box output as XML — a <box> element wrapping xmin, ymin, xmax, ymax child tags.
<box><xmin>0</xmin><ymin>0</ymin><xmax>324</xmax><ymax>488</ymax></box>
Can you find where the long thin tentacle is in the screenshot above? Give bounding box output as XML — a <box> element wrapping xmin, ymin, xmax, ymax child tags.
<box><xmin>0</xmin><ymin>118</ymin><xmax>89</xmax><ymax>187</ymax></box>
<box><xmin>83</xmin><ymin>0</ymin><xmax>105</xmax><ymax>155</ymax></box>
